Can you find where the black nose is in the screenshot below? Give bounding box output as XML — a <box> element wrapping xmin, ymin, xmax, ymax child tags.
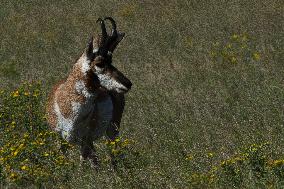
<box><xmin>125</xmin><ymin>80</ymin><xmax>132</xmax><ymax>90</ymax></box>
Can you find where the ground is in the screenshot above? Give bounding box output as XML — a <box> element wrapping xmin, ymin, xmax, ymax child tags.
<box><xmin>0</xmin><ymin>0</ymin><xmax>283</xmax><ymax>188</ymax></box>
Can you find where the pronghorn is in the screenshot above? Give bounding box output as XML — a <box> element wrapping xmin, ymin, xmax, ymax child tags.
<box><xmin>46</xmin><ymin>17</ymin><xmax>132</xmax><ymax>165</ymax></box>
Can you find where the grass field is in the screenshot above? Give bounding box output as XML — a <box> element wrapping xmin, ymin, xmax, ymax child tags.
<box><xmin>0</xmin><ymin>0</ymin><xmax>283</xmax><ymax>188</ymax></box>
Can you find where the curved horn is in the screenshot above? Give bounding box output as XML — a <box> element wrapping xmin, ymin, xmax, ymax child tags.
<box><xmin>96</xmin><ymin>18</ymin><xmax>109</xmax><ymax>55</ymax></box>
<box><xmin>104</xmin><ymin>17</ymin><xmax>118</xmax><ymax>37</ymax></box>
<box><xmin>86</xmin><ymin>36</ymin><xmax>94</xmax><ymax>60</ymax></box>
<box><xmin>96</xmin><ymin>18</ymin><xmax>107</xmax><ymax>39</ymax></box>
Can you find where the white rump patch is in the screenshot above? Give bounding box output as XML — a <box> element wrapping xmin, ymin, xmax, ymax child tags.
<box><xmin>75</xmin><ymin>53</ymin><xmax>90</xmax><ymax>75</ymax></box>
<box><xmin>54</xmin><ymin>101</ymin><xmax>74</xmax><ymax>140</ymax></box>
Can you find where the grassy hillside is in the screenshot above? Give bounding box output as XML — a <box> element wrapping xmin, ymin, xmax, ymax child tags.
<box><xmin>0</xmin><ymin>0</ymin><xmax>283</xmax><ymax>188</ymax></box>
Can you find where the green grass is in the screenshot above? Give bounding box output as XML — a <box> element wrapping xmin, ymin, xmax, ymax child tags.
<box><xmin>0</xmin><ymin>0</ymin><xmax>283</xmax><ymax>188</ymax></box>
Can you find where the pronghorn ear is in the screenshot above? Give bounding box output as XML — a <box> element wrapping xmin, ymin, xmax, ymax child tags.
<box><xmin>86</xmin><ymin>36</ymin><xmax>94</xmax><ymax>60</ymax></box>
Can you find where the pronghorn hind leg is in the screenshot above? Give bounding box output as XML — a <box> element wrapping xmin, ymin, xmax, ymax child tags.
<box><xmin>89</xmin><ymin>150</ymin><xmax>99</xmax><ymax>168</ymax></box>
<box><xmin>60</xmin><ymin>143</ymin><xmax>68</xmax><ymax>156</ymax></box>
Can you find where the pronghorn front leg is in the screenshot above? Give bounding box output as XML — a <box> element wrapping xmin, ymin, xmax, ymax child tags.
<box><xmin>80</xmin><ymin>135</ymin><xmax>99</xmax><ymax>166</ymax></box>
<box><xmin>106</xmin><ymin>93</ymin><xmax>125</xmax><ymax>168</ymax></box>
<box><xmin>106</xmin><ymin>93</ymin><xmax>125</xmax><ymax>140</ymax></box>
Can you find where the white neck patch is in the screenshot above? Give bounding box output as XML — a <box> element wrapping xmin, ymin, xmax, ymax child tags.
<box><xmin>93</xmin><ymin>48</ymin><xmax>99</xmax><ymax>53</ymax></box>
<box><xmin>76</xmin><ymin>53</ymin><xmax>90</xmax><ymax>76</ymax></box>
<box><xmin>95</xmin><ymin>71</ymin><xmax>127</xmax><ymax>93</ymax></box>
<box><xmin>75</xmin><ymin>80</ymin><xmax>95</xmax><ymax>99</ymax></box>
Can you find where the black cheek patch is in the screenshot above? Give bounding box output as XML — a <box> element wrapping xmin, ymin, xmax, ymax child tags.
<box><xmin>85</xmin><ymin>70</ymin><xmax>101</xmax><ymax>92</ymax></box>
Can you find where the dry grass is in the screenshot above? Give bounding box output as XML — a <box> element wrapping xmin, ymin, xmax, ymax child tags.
<box><xmin>0</xmin><ymin>0</ymin><xmax>283</xmax><ymax>188</ymax></box>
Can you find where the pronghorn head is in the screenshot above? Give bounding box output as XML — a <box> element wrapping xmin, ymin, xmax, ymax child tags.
<box><xmin>85</xmin><ymin>17</ymin><xmax>132</xmax><ymax>94</ymax></box>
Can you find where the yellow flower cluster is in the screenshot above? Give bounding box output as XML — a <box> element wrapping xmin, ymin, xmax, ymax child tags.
<box><xmin>210</xmin><ymin>33</ymin><xmax>261</xmax><ymax>64</ymax></box>
<box><xmin>105</xmin><ymin>137</ymin><xmax>134</xmax><ymax>157</ymax></box>
<box><xmin>187</xmin><ymin>142</ymin><xmax>284</xmax><ymax>186</ymax></box>
<box><xmin>0</xmin><ymin>82</ymin><xmax>74</xmax><ymax>186</ymax></box>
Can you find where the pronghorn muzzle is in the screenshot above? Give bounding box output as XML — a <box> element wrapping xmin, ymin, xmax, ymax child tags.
<box><xmin>112</xmin><ymin>67</ymin><xmax>132</xmax><ymax>92</ymax></box>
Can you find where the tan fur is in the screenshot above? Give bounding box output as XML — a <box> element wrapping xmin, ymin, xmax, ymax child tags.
<box><xmin>55</xmin><ymin>63</ymin><xmax>86</xmax><ymax>118</ymax></box>
<box><xmin>46</xmin><ymin>20</ymin><xmax>131</xmax><ymax>164</ymax></box>
<box><xmin>46</xmin><ymin>54</ymin><xmax>93</xmax><ymax>128</ymax></box>
<box><xmin>46</xmin><ymin>79</ymin><xmax>65</xmax><ymax>129</ymax></box>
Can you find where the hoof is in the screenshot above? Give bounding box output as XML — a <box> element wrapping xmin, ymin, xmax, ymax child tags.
<box><xmin>89</xmin><ymin>154</ymin><xmax>100</xmax><ymax>169</ymax></box>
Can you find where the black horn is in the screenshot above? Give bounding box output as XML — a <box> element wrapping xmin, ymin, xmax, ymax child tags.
<box><xmin>95</xmin><ymin>17</ymin><xmax>124</xmax><ymax>56</ymax></box>
<box><xmin>96</xmin><ymin>18</ymin><xmax>109</xmax><ymax>56</ymax></box>
<box><xmin>104</xmin><ymin>17</ymin><xmax>118</xmax><ymax>37</ymax></box>
<box><xmin>96</xmin><ymin>18</ymin><xmax>107</xmax><ymax>40</ymax></box>
<box><xmin>86</xmin><ymin>36</ymin><xmax>94</xmax><ymax>60</ymax></box>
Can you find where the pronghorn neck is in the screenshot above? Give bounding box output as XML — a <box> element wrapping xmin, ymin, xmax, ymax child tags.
<box><xmin>75</xmin><ymin>52</ymin><xmax>92</xmax><ymax>76</ymax></box>
<box><xmin>62</xmin><ymin>52</ymin><xmax>101</xmax><ymax>99</ymax></box>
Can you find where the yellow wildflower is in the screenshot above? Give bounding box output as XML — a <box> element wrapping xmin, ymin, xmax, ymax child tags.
<box><xmin>33</xmin><ymin>89</ymin><xmax>40</xmax><ymax>97</ymax></box>
<box><xmin>5</xmin><ymin>165</ymin><xmax>11</xmax><ymax>171</ymax></box>
<box><xmin>122</xmin><ymin>139</ymin><xmax>131</xmax><ymax>147</ymax></box>
<box><xmin>226</xmin><ymin>43</ymin><xmax>232</xmax><ymax>48</ymax></box>
<box><xmin>186</xmin><ymin>155</ymin><xmax>193</xmax><ymax>161</ymax></box>
<box><xmin>24</xmin><ymin>91</ymin><xmax>30</xmax><ymax>96</ymax></box>
<box><xmin>253</xmin><ymin>52</ymin><xmax>260</xmax><ymax>61</ymax></box>
<box><xmin>221</xmin><ymin>160</ymin><xmax>227</xmax><ymax>166</ymax></box>
<box><xmin>43</xmin><ymin>153</ymin><xmax>49</xmax><ymax>157</ymax></box>
<box><xmin>21</xmin><ymin>165</ymin><xmax>28</xmax><ymax>170</ymax></box>
<box><xmin>13</xmin><ymin>150</ymin><xmax>19</xmax><ymax>156</ymax></box>
<box><xmin>232</xmin><ymin>34</ymin><xmax>238</xmax><ymax>40</ymax></box>
<box><xmin>114</xmin><ymin>138</ymin><xmax>120</xmax><ymax>142</ymax></box>
<box><xmin>207</xmin><ymin>152</ymin><xmax>214</xmax><ymax>158</ymax></box>
<box><xmin>18</xmin><ymin>143</ymin><xmax>24</xmax><ymax>149</ymax></box>
<box><xmin>10</xmin><ymin>173</ymin><xmax>17</xmax><ymax>179</ymax></box>
<box><xmin>251</xmin><ymin>147</ymin><xmax>257</xmax><ymax>152</ymax></box>
<box><xmin>231</xmin><ymin>57</ymin><xmax>237</xmax><ymax>63</ymax></box>
<box><xmin>12</xmin><ymin>90</ymin><xmax>19</xmax><ymax>97</ymax></box>
<box><xmin>273</xmin><ymin>159</ymin><xmax>284</xmax><ymax>166</ymax></box>
<box><xmin>111</xmin><ymin>149</ymin><xmax>119</xmax><ymax>155</ymax></box>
